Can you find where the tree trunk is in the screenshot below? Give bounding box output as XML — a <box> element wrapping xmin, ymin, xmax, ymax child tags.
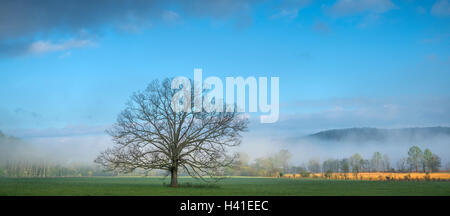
<box><xmin>170</xmin><ymin>167</ymin><xmax>178</xmax><ymax>187</ymax></box>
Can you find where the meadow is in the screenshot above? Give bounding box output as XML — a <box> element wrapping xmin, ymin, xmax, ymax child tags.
<box><xmin>0</xmin><ymin>177</ymin><xmax>449</xmax><ymax>196</ymax></box>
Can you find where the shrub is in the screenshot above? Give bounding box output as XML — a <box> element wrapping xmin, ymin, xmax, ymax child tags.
<box><xmin>324</xmin><ymin>170</ymin><xmax>333</xmax><ymax>179</ymax></box>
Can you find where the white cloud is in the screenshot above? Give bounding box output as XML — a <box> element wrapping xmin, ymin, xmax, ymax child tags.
<box><xmin>162</xmin><ymin>10</ymin><xmax>180</xmax><ymax>22</ymax></box>
<box><xmin>28</xmin><ymin>38</ymin><xmax>96</xmax><ymax>54</ymax></box>
<box><xmin>270</xmin><ymin>9</ymin><xmax>299</xmax><ymax>19</ymax></box>
<box><xmin>328</xmin><ymin>0</ymin><xmax>395</xmax><ymax>16</ymax></box>
<box><xmin>271</xmin><ymin>0</ymin><xmax>312</xmax><ymax>19</ymax></box>
<box><xmin>59</xmin><ymin>51</ymin><xmax>72</xmax><ymax>59</ymax></box>
<box><xmin>431</xmin><ymin>0</ymin><xmax>450</xmax><ymax>17</ymax></box>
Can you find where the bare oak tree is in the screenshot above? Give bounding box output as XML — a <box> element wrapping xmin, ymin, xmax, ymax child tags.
<box><xmin>95</xmin><ymin>78</ymin><xmax>248</xmax><ymax>187</ymax></box>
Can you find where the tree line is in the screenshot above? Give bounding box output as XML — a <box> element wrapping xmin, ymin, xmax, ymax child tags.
<box><xmin>0</xmin><ymin>161</ymin><xmax>114</xmax><ymax>177</ymax></box>
<box><xmin>227</xmin><ymin>146</ymin><xmax>443</xmax><ymax>177</ymax></box>
<box><xmin>0</xmin><ymin>145</ymin><xmax>444</xmax><ymax>178</ymax></box>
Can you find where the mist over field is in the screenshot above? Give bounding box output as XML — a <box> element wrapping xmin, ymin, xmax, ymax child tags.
<box><xmin>0</xmin><ymin>130</ymin><xmax>110</xmax><ymax>164</ymax></box>
<box><xmin>2</xmin><ymin>126</ymin><xmax>449</xmax><ymax>169</ymax></box>
<box><xmin>239</xmin><ymin>127</ymin><xmax>450</xmax><ymax>167</ymax></box>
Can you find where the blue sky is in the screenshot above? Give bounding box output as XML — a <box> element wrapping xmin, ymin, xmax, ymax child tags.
<box><xmin>0</xmin><ymin>0</ymin><xmax>449</xmax><ymax>139</ymax></box>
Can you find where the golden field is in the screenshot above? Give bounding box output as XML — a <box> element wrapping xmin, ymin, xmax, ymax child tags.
<box><xmin>283</xmin><ymin>172</ymin><xmax>450</xmax><ymax>181</ymax></box>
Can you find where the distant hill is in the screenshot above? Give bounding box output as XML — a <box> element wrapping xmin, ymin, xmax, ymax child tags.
<box><xmin>308</xmin><ymin>127</ymin><xmax>450</xmax><ymax>142</ymax></box>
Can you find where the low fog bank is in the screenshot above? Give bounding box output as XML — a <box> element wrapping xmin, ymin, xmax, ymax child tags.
<box><xmin>239</xmin><ymin>127</ymin><xmax>450</xmax><ymax>168</ymax></box>
<box><xmin>0</xmin><ymin>131</ymin><xmax>112</xmax><ymax>165</ymax></box>
<box><xmin>1</xmin><ymin>126</ymin><xmax>449</xmax><ymax>170</ymax></box>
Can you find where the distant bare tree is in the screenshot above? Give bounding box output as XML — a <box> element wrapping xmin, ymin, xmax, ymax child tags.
<box><xmin>424</xmin><ymin>149</ymin><xmax>442</xmax><ymax>173</ymax></box>
<box><xmin>370</xmin><ymin>152</ymin><xmax>382</xmax><ymax>172</ymax></box>
<box><xmin>308</xmin><ymin>159</ymin><xmax>321</xmax><ymax>173</ymax></box>
<box><xmin>407</xmin><ymin>146</ymin><xmax>423</xmax><ymax>172</ymax></box>
<box><xmin>350</xmin><ymin>153</ymin><xmax>363</xmax><ymax>176</ymax></box>
<box><xmin>424</xmin><ymin>148</ymin><xmax>433</xmax><ymax>172</ymax></box>
<box><xmin>397</xmin><ymin>157</ymin><xmax>408</xmax><ymax>172</ymax></box>
<box><xmin>339</xmin><ymin>158</ymin><xmax>350</xmax><ymax>173</ymax></box>
<box><xmin>95</xmin><ymin>78</ymin><xmax>248</xmax><ymax>187</ymax></box>
<box><xmin>382</xmin><ymin>154</ymin><xmax>390</xmax><ymax>172</ymax></box>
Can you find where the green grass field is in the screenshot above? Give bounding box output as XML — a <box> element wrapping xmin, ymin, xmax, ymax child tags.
<box><xmin>1</xmin><ymin>177</ymin><xmax>449</xmax><ymax>196</ymax></box>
